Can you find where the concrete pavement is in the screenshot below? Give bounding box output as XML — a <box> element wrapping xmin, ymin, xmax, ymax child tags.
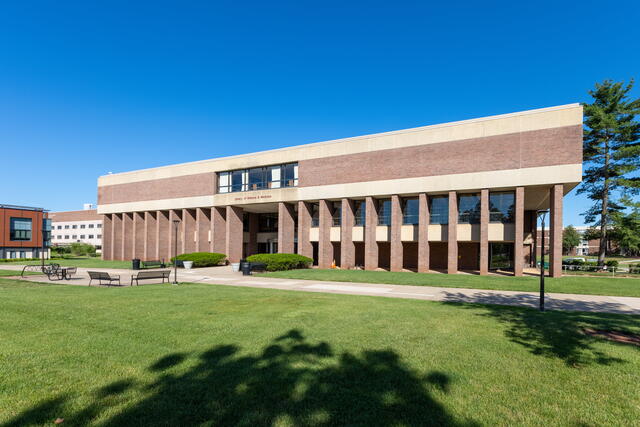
<box><xmin>3</xmin><ymin>264</ymin><xmax>640</xmax><ymax>315</ymax></box>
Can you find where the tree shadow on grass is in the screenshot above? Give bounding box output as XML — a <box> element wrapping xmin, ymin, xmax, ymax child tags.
<box><xmin>441</xmin><ymin>292</ymin><xmax>640</xmax><ymax>367</ymax></box>
<box><xmin>2</xmin><ymin>330</ymin><xmax>477</xmax><ymax>426</ymax></box>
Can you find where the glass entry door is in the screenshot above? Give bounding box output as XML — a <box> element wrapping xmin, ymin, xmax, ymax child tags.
<box><xmin>489</xmin><ymin>243</ymin><xmax>513</xmax><ymax>270</ymax></box>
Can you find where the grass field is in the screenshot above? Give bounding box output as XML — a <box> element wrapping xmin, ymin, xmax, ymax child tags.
<box><xmin>0</xmin><ymin>278</ymin><xmax>639</xmax><ymax>426</ymax></box>
<box><xmin>8</xmin><ymin>256</ymin><xmax>133</xmax><ymax>269</ymax></box>
<box><xmin>0</xmin><ymin>269</ymin><xmax>40</xmax><ymax>277</ymax></box>
<box><xmin>262</xmin><ymin>269</ymin><xmax>640</xmax><ymax>297</ymax></box>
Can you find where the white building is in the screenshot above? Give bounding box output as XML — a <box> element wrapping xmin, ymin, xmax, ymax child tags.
<box><xmin>49</xmin><ymin>205</ymin><xmax>103</xmax><ymax>252</ymax></box>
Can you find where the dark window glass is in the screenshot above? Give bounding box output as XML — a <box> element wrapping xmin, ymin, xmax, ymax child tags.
<box><xmin>490</xmin><ymin>192</ymin><xmax>515</xmax><ymax>223</ymax></box>
<box><xmin>248</xmin><ymin>167</ymin><xmax>266</xmax><ymax>190</ymax></box>
<box><xmin>458</xmin><ymin>194</ymin><xmax>481</xmax><ymax>224</ymax></box>
<box><xmin>89</xmin><ymin>224</ymin><xmax>94</xmax><ymax>228</ymax></box>
<box><xmin>429</xmin><ymin>196</ymin><xmax>449</xmax><ymax>224</ymax></box>
<box><xmin>10</xmin><ymin>218</ymin><xmax>32</xmax><ymax>241</ymax></box>
<box><xmin>332</xmin><ymin>201</ymin><xmax>342</xmax><ymax>226</ymax></box>
<box><xmin>354</xmin><ymin>201</ymin><xmax>366</xmax><ymax>226</ymax></box>
<box><xmin>80</xmin><ymin>224</ymin><xmax>86</xmax><ymax>229</ymax></box>
<box><xmin>310</xmin><ymin>203</ymin><xmax>319</xmax><ymax>227</ymax></box>
<box><xmin>97</xmin><ymin>224</ymin><xmax>102</xmax><ymax>228</ymax></box>
<box><xmin>231</xmin><ymin>170</ymin><xmax>244</xmax><ymax>192</ymax></box>
<box><xmin>282</xmin><ymin>163</ymin><xmax>297</xmax><ymax>187</ymax></box>
<box><xmin>403</xmin><ymin>198</ymin><xmax>419</xmax><ymax>225</ymax></box>
<box><xmin>490</xmin><ymin>242</ymin><xmax>513</xmax><ymax>269</ymax></box>
<box><xmin>259</xmin><ymin>213</ymin><xmax>278</xmax><ymax>232</ymax></box>
<box><xmin>378</xmin><ymin>199</ymin><xmax>391</xmax><ymax>225</ymax></box>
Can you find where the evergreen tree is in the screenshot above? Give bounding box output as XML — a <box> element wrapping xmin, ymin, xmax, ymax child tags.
<box><xmin>610</xmin><ymin>198</ymin><xmax>640</xmax><ymax>256</ymax></box>
<box><xmin>579</xmin><ymin>80</ymin><xmax>640</xmax><ymax>266</ymax></box>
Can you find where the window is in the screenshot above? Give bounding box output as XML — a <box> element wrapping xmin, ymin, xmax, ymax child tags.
<box><xmin>57</xmin><ymin>235</ymin><xmax>62</xmax><ymax>239</ymax></box>
<box><xmin>64</xmin><ymin>236</ymin><xmax>69</xmax><ymax>240</ymax></box>
<box><xmin>489</xmin><ymin>192</ymin><xmax>515</xmax><ymax>223</ymax></box>
<box><xmin>354</xmin><ymin>201</ymin><xmax>366</xmax><ymax>226</ymax></box>
<box><xmin>429</xmin><ymin>196</ymin><xmax>449</xmax><ymax>224</ymax></box>
<box><xmin>458</xmin><ymin>194</ymin><xmax>480</xmax><ymax>224</ymax></box>
<box><xmin>403</xmin><ymin>198</ymin><xmax>419</xmax><ymax>225</ymax></box>
<box><xmin>88</xmin><ymin>224</ymin><xmax>94</xmax><ymax>228</ymax></box>
<box><xmin>310</xmin><ymin>203</ymin><xmax>319</xmax><ymax>227</ymax></box>
<box><xmin>80</xmin><ymin>235</ymin><xmax>85</xmax><ymax>239</ymax></box>
<box><xmin>80</xmin><ymin>224</ymin><xmax>86</xmax><ymax>229</ymax></box>
<box><xmin>10</xmin><ymin>218</ymin><xmax>32</xmax><ymax>241</ymax></box>
<box><xmin>218</xmin><ymin>163</ymin><xmax>299</xmax><ymax>193</ymax></box>
<box><xmin>64</xmin><ymin>225</ymin><xmax>69</xmax><ymax>229</ymax></box>
<box><xmin>57</xmin><ymin>225</ymin><xmax>62</xmax><ymax>230</ymax></box>
<box><xmin>72</xmin><ymin>225</ymin><xmax>77</xmax><ymax>229</ymax></box>
<box><xmin>97</xmin><ymin>224</ymin><xmax>102</xmax><ymax>228</ymax></box>
<box><xmin>258</xmin><ymin>213</ymin><xmax>278</xmax><ymax>232</ymax></box>
<box><xmin>97</xmin><ymin>234</ymin><xmax>102</xmax><ymax>239</ymax></box>
<box><xmin>88</xmin><ymin>234</ymin><xmax>94</xmax><ymax>239</ymax></box>
<box><xmin>332</xmin><ymin>201</ymin><xmax>342</xmax><ymax>226</ymax></box>
<box><xmin>378</xmin><ymin>199</ymin><xmax>391</xmax><ymax>225</ymax></box>
<box><xmin>72</xmin><ymin>235</ymin><xmax>77</xmax><ymax>239</ymax></box>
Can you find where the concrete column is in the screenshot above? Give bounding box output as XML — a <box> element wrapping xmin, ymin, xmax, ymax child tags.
<box><xmin>278</xmin><ymin>202</ymin><xmax>296</xmax><ymax>254</ymax></box>
<box><xmin>157</xmin><ymin>211</ymin><xmax>170</xmax><ymax>262</ymax></box>
<box><xmin>145</xmin><ymin>211</ymin><xmax>157</xmax><ymax>261</ymax></box>
<box><xmin>549</xmin><ymin>184</ymin><xmax>563</xmax><ymax>277</ymax></box>
<box><xmin>195</xmin><ymin>208</ymin><xmax>211</xmax><ymax>252</ymax></box>
<box><xmin>479</xmin><ymin>189</ymin><xmax>489</xmax><ymax>275</ymax></box>
<box><xmin>123</xmin><ymin>212</ymin><xmax>134</xmax><ymax>260</ymax></box>
<box><xmin>297</xmin><ymin>201</ymin><xmax>313</xmax><ymax>259</ymax></box>
<box><xmin>133</xmin><ymin>212</ymin><xmax>145</xmax><ymax>260</ymax></box>
<box><xmin>365</xmin><ymin>196</ymin><xmax>379</xmax><ymax>270</ymax></box>
<box><xmin>226</xmin><ymin>206</ymin><xmax>243</xmax><ymax>263</ymax></box>
<box><xmin>318</xmin><ymin>199</ymin><xmax>333</xmax><ymax>268</ymax></box>
<box><xmin>182</xmin><ymin>209</ymin><xmax>197</xmax><ymax>254</ymax></box>
<box><xmin>418</xmin><ymin>193</ymin><xmax>430</xmax><ymax>273</ymax></box>
<box><xmin>340</xmin><ymin>198</ymin><xmax>355</xmax><ymax>269</ymax></box>
<box><xmin>103</xmin><ymin>214</ymin><xmax>113</xmax><ymax>260</ymax></box>
<box><xmin>247</xmin><ymin>213</ymin><xmax>259</xmax><ymax>256</ymax></box>
<box><xmin>514</xmin><ymin>187</ymin><xmax>525</xmax><ymax>276</ymax></box>
<box><xmin>447</xmin><ymin>191</ymin><xmax>458</xmax><ymax>274</ymax></box>
<box><xmin>211</xmin><ymin>207</ymin><xmax>226</xmax><ymax>254</ymax></box>
<box><xmin>390</xmin><ymin>195</ymin><xmax>403</xmax><ymax>272</ymax></box>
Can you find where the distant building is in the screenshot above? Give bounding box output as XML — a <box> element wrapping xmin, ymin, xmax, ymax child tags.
<box><xmin>0</xmin><ymin>204</ymin><xmax>51</xmax><ymax>259</ymax></box>
<box><xmin>536</xmin><ymin>225</ymin><xmax>602</xmax><ymax>257</ymax></box>
<box><xmin>49</xmin><ymin>206</ymin><xmax>103</xmax><ymax>252</ymax></box>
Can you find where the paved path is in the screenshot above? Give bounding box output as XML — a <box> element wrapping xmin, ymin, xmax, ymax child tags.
<box><xmin>4</xmin><ymin>264</ymin><xmax>640</xmax><ymax>315</ymax></box>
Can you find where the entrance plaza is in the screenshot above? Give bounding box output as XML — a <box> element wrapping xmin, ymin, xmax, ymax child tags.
<box><xmin>98</xmin><ymin>104</ymin><xmax>583</xmax><ymax>277</ymax></box>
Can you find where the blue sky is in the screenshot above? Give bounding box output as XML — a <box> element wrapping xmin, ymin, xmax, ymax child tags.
<box><xmin>1</xmin><ymin>1</ymin><xmax>638</xmax><ymax>226</ymax></box>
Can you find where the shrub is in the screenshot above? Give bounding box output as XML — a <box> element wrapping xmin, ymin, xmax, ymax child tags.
<box><xmin>170</xmin><ymin>252</ymin><xmax>227</xmax><ymax>268</ymax></box>
<box><xmin>245</xmin><ymin>253</ymin><xmax>313</xmax><ymax>271</ymax></box>
<box><xmin>605</xmin><ymin>260</ymin><xmax>619</xmax><ymax>268</ymax></box>
<box><xmin>69</xmin><ymin>243</ymin><xmax>96</xmax><ymax>257</ymax></box>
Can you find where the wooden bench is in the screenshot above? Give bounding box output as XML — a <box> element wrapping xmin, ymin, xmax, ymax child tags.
<box><xmin>130</xmin><ymin>270</ymin><xmax>171</xmax><ymax>286</ymax></box>
<box><xmin>141</xmin><ymin>260</ymin><xmax>166</xmax><ymax>269</ymax></box>
<box><xmin>88</xmin><ymin>271</ymin><xmax>121</xmax><ymax>286</ymax></box>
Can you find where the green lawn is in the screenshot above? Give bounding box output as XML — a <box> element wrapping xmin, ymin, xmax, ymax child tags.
<box><xmin>5</xmin><ymin>256</ymin><xmax>133</xmax><ymax>269</ymax></box>
<box><xmin>1</xmin><ymin>279</ymin><xmax>639</xmax><ymax>426</ymax></box>
<box><xmin>262</xmin><ymin>269</ymin><xmax>640</xmax><ymax>297</ymax></box>
<box><xmin>0</xmin><ymin>269</ymin><xmax>40</xmax><ymax>277</ymax></box>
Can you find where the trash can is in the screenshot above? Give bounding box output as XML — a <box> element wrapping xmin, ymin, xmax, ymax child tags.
<box><xmin>132</xmin><ymin>259</ymin><xmax>141</xmax><ymax>270</ymax></box>
<box><xmin>241</xmin><ymin>262</ymin><xmax>252</xmax><ymax>276</ymax></box>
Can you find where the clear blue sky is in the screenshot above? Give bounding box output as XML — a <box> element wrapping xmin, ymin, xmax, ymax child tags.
<box><xmin>1</xmin><ymin>1</ymin><xmax>639</xmax><ymax>226</ymax></box>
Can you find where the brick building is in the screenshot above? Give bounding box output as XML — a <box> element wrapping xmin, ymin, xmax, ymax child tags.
<box><xmin>0</xmin><ymin>204</ymin><xmax>51</xmax><ymax>259</ymax></box>
<box><xmin>97</xmin><ymin>104</ymin><xmax>583</xmax><ymax>277</ymax></box>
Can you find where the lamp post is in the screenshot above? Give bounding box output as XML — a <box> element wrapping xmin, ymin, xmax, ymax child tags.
<box><xmin>172</xmin><ymin>219</ymin><xmax>180</xmax><ymax>285</ymax></box>
<box><xmin>537</xmin><ymin>210</ymin><xmax>549</xmax><ymax>312</ymax></box>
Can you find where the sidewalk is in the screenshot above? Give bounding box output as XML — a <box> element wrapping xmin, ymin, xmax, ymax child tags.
<box><xmin>5</xmin><ymin>264</ymin><xmax>640</xmax><ymax>315</ymax></box>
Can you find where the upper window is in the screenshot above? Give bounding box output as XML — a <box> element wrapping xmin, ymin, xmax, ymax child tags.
<box><xmin>310</xmin><ymin>203</ymin><xmax>319</xmax><ymax>227</ymax></box>
<box><xmin>72</xmin><ymin>225</ymin><xmax>77</xmax><ymax>229</ymax></box>
<box><xmin>88</xmin><ymin>224</ymin><xmax>94</xmax><ymax>228</ymax></box>
<box><xmin>403</xmin><ymin>198</ymin><xmax>419</xmax><ymax>225</ymax></box>
<box><xmin>258</xmin><ymin>213</ymin><xmax>278</xmax><ymax>232</ymax></box>
<box><xmin>489</xmin><ymin>192</ymin><xmax>515</xmax><ymax>223</ymax></box>
<box><xmin>458</xmin><ymin>194</ymin><xmax>481</xmax><ymax>224</ymax></box>
<box><xmin>97</xmin><ymin>224</ymin><xmax>102</xmax><ymax>228</ymax></box>
<box><xmin>429</xmin><ymin>196</ymin><xmax>449</xmax><ymax>224</ymax></box>
<box><xmin>218</xmin><ymin>163</ymin><xmax>298</xmax><ymax>193</ymax></box>
<box><xmin>332</xmin><ymin>201</ymin><xmax>342</xmax><ymax>226</ymax></box>
<box><xmin>10</xmin><ymin>218</ymin><xmax>32</xmax><ymax>241</ymax></box>
<box><xmin>80</xmin><ymin>224</ymin><xmax>86</xmax><ymax>229</ymax></box>
<box><xmin>354</xmin><ymin>201</ymin><xmax>366</xmax><ymax>226</ymax></box>
<box><xmin>378</xmin><ymin>199</ymin><xmax>391</xmax><ymax>226</ymax></box>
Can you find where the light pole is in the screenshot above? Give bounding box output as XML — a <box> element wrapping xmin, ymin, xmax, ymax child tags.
<box><xmin>172</xmin><ymin>219</ymin><xmax>180</xmax><ymax>285</ymax></box>
<box><xmin>537</xmin><ymin>210</ymin><xmax>549</xmax><ymax>312</ymax></box>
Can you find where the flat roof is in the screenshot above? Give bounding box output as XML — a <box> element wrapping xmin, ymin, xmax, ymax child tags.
<box><xmin>0</xmin><ymin>204</ymin><xmax>47</xmax><ymax>212</ymax></box>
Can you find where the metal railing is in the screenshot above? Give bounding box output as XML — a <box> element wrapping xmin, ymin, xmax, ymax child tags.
<box><xmin>562</xmin><ymin>264</ymin><xmax>640</xmax><ymax>277</ymax></box>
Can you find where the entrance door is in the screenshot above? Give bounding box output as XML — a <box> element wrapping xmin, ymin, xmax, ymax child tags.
<box><xmin>489</xmin><ymin>243</ymin><xmax>513</xmax><ymax>270</ymax></box>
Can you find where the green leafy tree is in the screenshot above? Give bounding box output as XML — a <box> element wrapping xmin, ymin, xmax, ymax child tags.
<box><xmin>579</xmin><ymin>79</ymin><xmax>640</xmax><ymax>266</ymax></box>
<box><xmin>609</xmin><ymin>198</ymin><xmax>640</xmax><ymax>256</ymax></box>
<box><xmin>562</xmin><ymin>225</ymin><xmax>581</xmax><ymax>254</ymax></box>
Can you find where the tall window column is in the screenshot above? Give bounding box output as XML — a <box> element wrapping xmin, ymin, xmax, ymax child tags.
<box><xmin>225</xmin><ymin>206</ymin><xmax>243</xmax><ymax>263</ymax></box>
<box><xmin>133</xmin><ymin>212</ymin><xmax>145</xmax><ymax>260</ymax></box>
<box><xmin>390</xmin><ymin>195</ymin><xmax>403</xmax><ymax>272</ymax></box>
<box><xmin>145</xmin><ymin>211</ymin><xmax>157</xmax><ymax>261</ymax></box>
<box><xmin>123</xmin><ymin>212</ymin><xmax>133</xmax><ymax>260</ymax></box>
<box><xmin>418</xmin><ymin>193</ymin><xmax>430</xmax><ymax>273</ymax></box>
<box><xmin>195</xmin><ymin>208</ymin><xmax>211</xmax><ymax>253</ymax></box>
<box><xmin>479</xmin><ymin>189</ymin><xmax>489</xmax><ymax>275</ymax></box>
<box><xmin>103</xmin><ymin>214</ymin><xmax>113</xmax><ymax>260</ymax></box>
<box><xmin>297</xmin><ymin>201</ymin><xmax>313</xmax><ymax>259</ymax></box>
<box><xmin>182</xmin><ymin>209</ymin><xmax>196</xmax><ymax>254</ymax></box>
<box><xmin>447</xmin><ymin>191</ymin><xmax>458</xmax><ymax>274</ymax></box>
<box><xmin>365</xmin><ymin>197</ymin><xmax>379</xmax><ymax>270</ymax></box>
<box><xmin>278</xmin><ymin>202</ymin><xmax>295</xmax><ymax>254</ymax></box>
<box><xmin>318</xmin><ymin>199</ymin><xmax>333</xmax><ymax>268</ymax></box>
<box><xmin>514</xmin><ymin>187</ymin><xmax>525</xmax><ymax>276</ymax></box>
<box><xmin>157</xmin><ymin>211</ymin><xmax>170</xmax><ymax>261</ymax></box>
<box><xmin>549</xmin><ymin>184</ymin><xmax>563</xmax><ymax>277</ymax></box>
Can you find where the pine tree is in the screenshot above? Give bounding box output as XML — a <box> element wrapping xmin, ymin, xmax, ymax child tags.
<box><xmin>579</xmin><ymin>80</ymin><xmax>640</xmax><ymax>266</ymax></box>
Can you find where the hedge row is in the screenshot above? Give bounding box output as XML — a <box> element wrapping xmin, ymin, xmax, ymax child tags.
<box><xmin>170</xmin><ymin>252</ymin><xmax>227</xmax><ymax>268</ymax></box>
<box><xmin>562</xmin><ymin>259</ymin><xmax>619</xmax><ymax>267</ymax></box>
<box><xmin>245</xmin><ymin>253</ymin><xmax>313</xmax><ymax>271</ymax></box>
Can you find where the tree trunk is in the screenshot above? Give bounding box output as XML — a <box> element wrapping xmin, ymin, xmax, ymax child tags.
<box><xmin>598</xmin><ymin>139</ymin><xmax>610</xmax><ymax>267</ymax></box>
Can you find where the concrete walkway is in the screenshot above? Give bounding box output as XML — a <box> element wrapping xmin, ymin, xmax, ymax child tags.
<box><xmin>4</xmin><ymin>264</ymin><xmax>640</xmax><ymax>315</ymax></box>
